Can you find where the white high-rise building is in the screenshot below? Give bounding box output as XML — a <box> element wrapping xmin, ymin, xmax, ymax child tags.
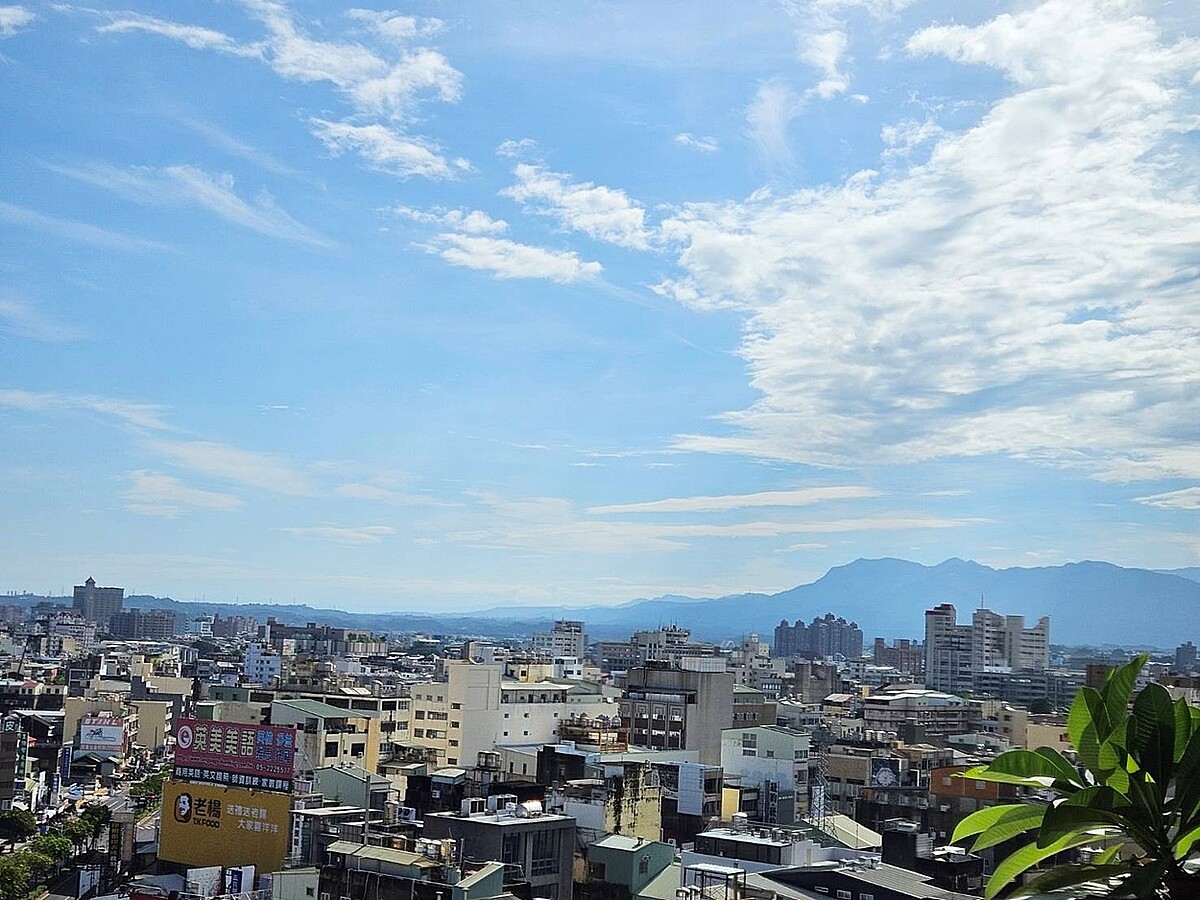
<box><xmin>925</xmin><ymin>604</ymin><xmax>1050</xmax><ymax>694</ymax></box>
<box><xmin>532</xmin><ymin>619</ymin><xmax>587</xmax><ymax>659</ymax></box>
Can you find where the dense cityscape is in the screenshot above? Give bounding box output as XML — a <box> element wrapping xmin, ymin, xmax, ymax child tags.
<box><xmin>4</xmin><ymin>0</ymin><xmax>1199</xmax><ymax>897</ymax></box>
<box><xmin>0</xmin><ymin>577</ymin><xmax>1198</xmax><ymax>899</ymax></box>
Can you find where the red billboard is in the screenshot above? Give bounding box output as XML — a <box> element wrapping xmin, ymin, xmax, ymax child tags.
<box><xmin>173</xmin><ymin>719</ymin><xmax>296</xmax><ymax>792</ymax></box>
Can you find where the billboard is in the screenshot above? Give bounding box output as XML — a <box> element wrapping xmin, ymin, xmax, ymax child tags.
<box><xmin>80</xmin><ymin>716</ymin><xmax>124</xmax><ymax>753</ymax></box>
<box><xmin>160</xmin><ymin>780</ymin><xmax>291</xmax><ymax>874</ymax></box>
<box><xmin>174</xmin><ymin>719</ymin><xmax>296</xmax><ymax>792</ymax></box>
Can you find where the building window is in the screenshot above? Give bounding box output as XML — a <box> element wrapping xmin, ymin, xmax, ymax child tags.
<box><xmin>531</xmin><ymin>829</ymin><xmax>560</xmax><ymax>875</ymax></box>
<box><xmin>837</xmin><ymin>892</ymin><xmax>852</xmax><ymax>900</ymax></box>
<box><xmin>639</xmin><ymin>857</ymin><xmax>649</xmax><ymax>875</ymax></box>
<box><xmin>502</xmin><ymin>831</ymin><xmax>522</xmax><ymax>865</ymax></box>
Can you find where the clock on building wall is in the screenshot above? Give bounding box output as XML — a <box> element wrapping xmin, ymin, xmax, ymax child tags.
<box><xmin>871</xmin><ymin>758</ymin><xmax>900</xmax><ymax>788</ymax></box>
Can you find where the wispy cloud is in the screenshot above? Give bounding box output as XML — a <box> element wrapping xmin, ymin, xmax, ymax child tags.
<box><xmin>124</xmin><ymin>470</ymin><xmax>245</xmax><ymax>517</ymax></box>
<box><xmin>92</xmin><ymin>1</ymin><xmax>467</xmax><ymax>180</ymax></box>
<box><xmin>424</xmin><ymin>233</ymin><xmax>602</xmax><ymax>283</ymax></box>
<box><xmin>496</xmin><ymin>138</ymin><xmax>539</xmax><ymax>159</ymax></box>
<box><xmin>0</xmin><ymin>201</ymin><xmax>170</xmax><ymax>253</ymax></box>
<box><xmin>389</xmin><ymin>205</ymin><xmax>508</xmax><ymax>235</ymax></box>
<box><xmin>0</xmin><ymin>5</ymin><xmax>34</xmax><ymax>37</ymax></box>
<box><xmin>175</xmin><ymin>116</ymin><xmax>303</xmax><ymax>178</ymax></box>
<box><xmin>674</xmin><ymin>132</ymin><xmax>719</xmax><ymax>153</ymax></box>
<box><xmin>0</xmin><ymin>388</ymin><xmax>171</xmax><ymax>431</ymax></box>
<box><xmin>49</xmin><ymin>162</ymin><xmax>333</xmax><ymax>248</ymax></box>
<box><xmin>502</xmin><ymin>164</ymin><xmax>653</xmax><ymax>250</ymax></box>
<box><xmin>96</xmin><ymin>11</ymin><xmax>259</xmax><ymax>56</ymax></box>
<box><xmin>146</xmin><ymin>438</ymin><xmax>315</xmax><ymax>496</ymax></box>
<box><xmin>589</xmin><ymin>486</ymin><xmax>881</xmax><ymax>514</ymax></box>
<box><xmin>0</xmin><ymin>296</ymin><xmax>87</xmax><ymax>342</ymax></box>
<box><xmin>745</xmin><ymin>80</ymin><xmax>800</xmax><ymax>173</ymax></box>
<box><xmin>281</xmin><ymin>524</ymin><xmax>396</xmax><ymax>545</ymax></box>
<box><xmin>1134</xmin><ymin>488</ymin><xmax>1200</xmax><ymax>511</ymax></box>
<box><xmin>310</xmin><ymin>119</ymin><xmax>466</xmax><ymax>180</ymax></box>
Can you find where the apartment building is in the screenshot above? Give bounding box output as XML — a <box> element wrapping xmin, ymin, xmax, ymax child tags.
<box><xmin>774</xmin><ymin>613</ymin><xmax>863</xmax><ymax>660</ymax></box>
<box><xmin>532</xmin><ymin>620</ymin><xmax>587</xmax><ymax>659</ymax></box>
<box><xmin>620</xmin><ymin>664</ymin><xmax>735</xmax><ymax>765</ymax></box>
<box><xmin>924</xmin><ymin>604</ymin><xmax>1049</xmax><ymax>695</ymax></box>
<box><xmin>270</xmin><ymin>697</ymin><xmax>381</xmax><ymax>774</ymax></box>
<box><xmin>72</xmin><ymin>577</ymin><xmax>123</xmax><ymax>629</ymax></box>
<box><xmin>408</xmin><ymin>662</ymin><xmax>574</xmax><ymax>768</ymax></box>
<box><xmin>720</xmin><ymin>725</ymin><xmax>810</xmax><ymax>824</ymax></box>
<box><xmin>861</xmin><ymin>687</ymin><xmax>978</xmax><ymax>739</ymax></box>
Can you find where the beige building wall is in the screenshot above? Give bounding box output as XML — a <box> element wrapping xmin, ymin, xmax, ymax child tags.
<box><xmin>131</xmin><ymin>700</ymin><xmax>172</xmax><ymax>749</ymax></box>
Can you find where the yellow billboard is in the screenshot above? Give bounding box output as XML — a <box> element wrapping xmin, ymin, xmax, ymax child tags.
<box><xmin>160</xmin><ymin>780</ymin><xmax>290</xmax><ymax>873</ymax></box>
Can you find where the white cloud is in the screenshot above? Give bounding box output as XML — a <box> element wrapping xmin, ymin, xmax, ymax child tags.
<box><xmin>147</xmin><ymin>439</ymin><xmax>315</xmax><ymax>496</ymax></box>
<box><xmin>281</xmin><ymin>525</ymin><xmax>396</xmax><ymax>545</ymax></box>
<box><xmin>0</xmin><ymin>201</ymin><xmax>170</xmax><ymax>253</ymax></box>
<box><xmin>800</xmin><ymin>29</ymin><xmax>850</xmax><ymax>98</ymax></box>
<box><xmin>1134</xmin><ymin>488</ymin><xmax>1200</xmax><ymax>511</ymax></box>
<box><xmin>589</xmin><ymin>486</ymin><xmax>880</xmax><ymax>514</ymax></box>
<box><xmin>660</xmin><ymin>0</ymin><xmax>1200</xmax><ymax>483</ymax></box>
<box><xmin>746</xmin><ymin>80</ymin><xmax>800</xmax><ymax>172</ymax></box>
<box><xmin>881</xmin><ymin>117</ymin><xmax>945</xmax><ymax>162</ymax></box>
<box><xmin>502</xmin><ymin>164</ymin><xmax>653</xmax><ymax>250</ymax></box>
<box><xmin>344</xmin><ymin>9</ymin><xmax>444</xmax><ymax>44</ymax></box>
<box><xmin>310</xmin><ymin>119</ymin><xmax>465</xmax><ymax>180</ymax></box>
<box><xmin>96</xmin><ymin>12</ymin><xmax>259</xmax><ymax>56</ymax></box>
<box><xmin>674</xmin><ymin>133</ymin><xmax>720</xmax><ymax>153</ymax></box>
<box><xmin>389</xmin><ymin>206</ymin><xmax>508</xmax><ymax>235</ymax></box>
<box><xmin>0</xmin><ymin>5</ymin><xmax>34</xmax><ymax>37</ymax></box>
<box><xmin>0</xmin><ymin>388</ymin><xmax>171</xmax><ymax>431</ymax></box>
<box><xmin>124</xmin><ymin>470</ymin><xmax>245</xmax><ymax>517</ymax></box>
<box><xmin>0</xmin><ymin>296</ymin><xmax>87</xmax><ymax>342</ymax></box>
<box><xmin>496</xmin><ymin>138</ymin><xmax>539</xmax><ymax>158</ymax></box>
<box><xmin>93</xmin><ymin>1</ymin><xmax>466</xmax><ymax>179</ymax></box>
<box><xmin>49</xmin><ymin>162</ymin><xmax>332</xmax><ymax>248</ymax></box>
<box><xmin>426</xmin><ymin>234</ymin><xmax>602</xmax><ymax>283</ymax></box>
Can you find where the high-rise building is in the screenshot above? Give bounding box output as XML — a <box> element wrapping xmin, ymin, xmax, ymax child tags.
<box><xmin>72</xmin><ymin>577</ymin><xmax>124</xmax><ymax>629</ymax></box>
<box><xmin>924</xmin><ymin>604</ymin><xmax>1049</xmax><ymax>695</ymax></box>
<box><xmin>1176</xmin><ymin>641</ymin><xmax>1198</xmax><ymax>675</ymax></box>
<box><xmin>532</xmin><ymin>619</ymin><xmax>587</xmax><ymax>659</ymax></box>
<box><xmin>109</xmin><ymin>608</ymin><xmax>176</xmax><ymax>641</ymax></box>
<box><xmin>773</xmin><ymin>613</ymin><xmax>863</xmax><ymax>660</ymax></box>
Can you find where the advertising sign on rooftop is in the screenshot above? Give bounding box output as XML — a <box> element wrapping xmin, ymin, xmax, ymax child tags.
<box><xmin>160</xmin><ymin>780</ymin><xmax>291</xmax><ymax>874</ymax></box>
<box><xmin>174</xmin><ymin>719</ymin><xmax>296</xmax><ymax>793</ymax></box>
<box><xmin>80</xmin><ymin>716</ymin><xmax>124</xmax><ymax>753</ymax></box>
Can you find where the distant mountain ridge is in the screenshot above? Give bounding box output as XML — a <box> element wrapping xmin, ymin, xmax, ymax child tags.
<box><xmin>6</xmin><ymin>558</ymin><xmax>1196</xmax><ymax>647</ymax></box>
<box><xmin>471</xmin><ymin>558</ymin><xmax>1200</xmax><ymax>646</ymax></box>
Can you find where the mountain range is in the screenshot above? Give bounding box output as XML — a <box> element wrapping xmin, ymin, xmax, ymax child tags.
<box><xmin>9</xmin><ymin>558</ymin><xmax>1198</xmax><ymax>647</ymax></box>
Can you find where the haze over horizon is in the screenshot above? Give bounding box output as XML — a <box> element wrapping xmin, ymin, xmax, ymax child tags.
<box><xmin>3</xmin><ymin>1</ymin><xmax>1198</xmax><ymax>613</ymax></box>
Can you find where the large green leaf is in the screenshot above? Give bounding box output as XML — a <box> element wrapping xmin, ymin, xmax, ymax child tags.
<box><xmin>1129</xmin><ymin>683</ymin><xmax>1177</xmax><ymax>792</ymax></box>
<box><xmin>1173</xmin><ymin>698</ymin><xmax>1192</xmax><ymax>764</ymax></box>
<box><xmin>1009</xmin><ymin>863</ymin><xmax>1131</xmax><ymax>898</ymax></box>
<box><xmin>1100</xmin><ymin>656</ymin><xmax>1147</xmax><ymax>740</ymax></box>
<box><xmin>1070</xmin><ymin>686</ymin><xmax>1104</xmax><ymax>766</ymax></box>
<box><xmin>972</xmin><ymin>804</ymin><xmax>1047</xmax><ymax>851</ymax></box>
<box><xmin>1172</xmin><ymin>727</ymin><xmax>1200</xmax><ymax>830</ymax></box>
<box><xmin>952</xmin><ymin>804</ymin><xmax>1032</xmax><ymax>844</ymax></box>
<box><xmin>1173</xmin><ymin>823</ymin><xmax>1200</xmax><ymax>860</ymax></box>
<box><xmin>959</xmin><ymin>766</ymin><xmax>1054</xmax><ymax>788</ymax></box>
<box><xmin>984</xmin><ymin>833</ymin><xmax>1104</xmax><ymax>900</ymax></box>
<box><xmin>974</xmin><ymin>749</ymin><xmax>1081</xmax><ymax>785</ymax></box>
<box><xmin>1033</xmin><ymin>747</ymin><xmax>1085</xmax><ymax>787</ymax></box>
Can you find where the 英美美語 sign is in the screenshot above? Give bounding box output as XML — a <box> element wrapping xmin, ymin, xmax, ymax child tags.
<box><xmin>173</xmin><ymin>719</ymin><xmax>296</xmax><ymax>792</ymax></box>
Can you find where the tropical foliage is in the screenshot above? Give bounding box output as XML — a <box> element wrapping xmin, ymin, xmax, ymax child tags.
<box><xmin>953</xmin><ymin>655</ymin><xmax>1200</xmax><ymax>898</ymax></box>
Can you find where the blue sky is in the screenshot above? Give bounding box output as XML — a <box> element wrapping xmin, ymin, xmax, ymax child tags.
<box><xmin>1</xmin><ymin>0</ymin><xmax>1198</xmax><ymax>610</ymax></box>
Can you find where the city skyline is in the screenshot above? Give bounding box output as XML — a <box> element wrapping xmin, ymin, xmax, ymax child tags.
<box><xmin>3</xmin><ymin>1</ymin><xmax>1198</xmax><ymax>611</ymax></box>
